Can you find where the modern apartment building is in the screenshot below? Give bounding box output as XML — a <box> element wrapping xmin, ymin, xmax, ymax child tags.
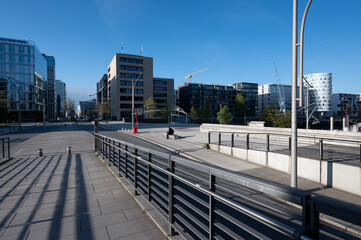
<box><xmin>232</xmin><ymin>82</ymin><xmax>258</xmax><ymax>117</ymax></box>
<box><xmin>331</xmin><ymin>93</ymin><xmax>361</xmax><ymax>118</ymax></box>
<box><xmin>79</xmin><ymin>100</ymin><xmax>96</xmax><ymax>118</ymax></box>
<box><xmin>178</xmin><ymin>82</ymin><xmax>240</xmax><ymax>123</ymax></box>
<box><xmin>258</xmin><ymin>84</ymin><xmax>292</xmax><ymax>116</ymax></box>
<box><xmin>43</xmin><ymin>54</ymin><xmax>56</xmax><ymax>120</ymax></box>
<box><xmin>0</xmin><ymin>37</ymin><xmax>47</xmax><ymax>121</ymax></box>
<box><xmin>54</xmin><ymin>79</ymin><xmax>66</xmax><ymax>119</ymax></box>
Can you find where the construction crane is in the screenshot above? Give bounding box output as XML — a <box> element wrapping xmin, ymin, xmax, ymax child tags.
<box><xmin>185</xmin><ymin>68</ymin><xmax>209</xmax><ymax>82</ymax></box>
<box><xmin>273</xmin><ymin>63</ymin><xmax>286</xmax><ymax>114</ymax></box>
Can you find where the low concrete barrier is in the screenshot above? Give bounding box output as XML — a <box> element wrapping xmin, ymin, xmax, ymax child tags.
<box><xmin>210</xmin><ymin>143</ymin><xmax>361</xmax><ymax>197</ymax></box>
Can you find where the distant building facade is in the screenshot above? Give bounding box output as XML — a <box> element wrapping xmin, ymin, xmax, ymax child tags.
<box><xmin>232</xmin><ymin>82</ymin><xmax>258</xmax><ymax>117</ymax></box>
<box><xmin>43</xmin><ymin>54</ymin><xmax>56</xmax><ymax>120</ymax></box>
<box><xmin>331</xmin><ymin>93</ymin><xmax>361</xmax><ymax>118</ymax></box>
<box><xmin>304</xmin><ymin>73</ymin><xmax>332</xmax><ymax>115</ymax></box>
<box><xmin>258</xmin><ymin>84</ymin><xmax>292</xmax><ymax>116</ymax></box>
<box><xmin>104</xmin><ymin>53</ymin><xmax>174</xmax><ymax>120</ymax></box>
<box><xmin>178</xmin><ymin>82</ymin><xmax>240</xmax><ymax>123</ymax></box>
<box><xmin>0</xmin><ymin>37</ymin><xmax>47</xmax><ymax>121</ymax></box>
<box><xmin>54</xmin><ymin>79</ymin><xmax>66</xmax><ymax>119</ymax></box>
<box><xmin>79</xmin><ymin>100</ymin><xmax>96</xmax><ymax>118</ymax></box>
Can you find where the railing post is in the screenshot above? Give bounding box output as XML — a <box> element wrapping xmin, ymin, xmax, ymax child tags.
<box><xmin>218</xmin><ymin>132</ymin><xmax>221</xmax><ymax>146</ymax></box>
<box><xmin>231</xmin><ymin>133</ymin><xmax>234</xmax><ymax>148</ymax></box>
<box><xmin>125</xmin><ymin>145</ymin><xmax>128</xmax><ymax>178</ymax></box>
<box><xmin>246</xmin><ymin>134</ymin><xmax>250</xmax><ymax>150</ymax></box>
<box><xmin>2</xmin><ymin>138</ymin><xmax>4</xmax><ymax>158</ymax></box>
<box><xmin>209</xmin><ymin>169</ymin><xmax>215</xmax><ymax>240</ymax></box>
<box><xmin>266</xmin><ymin>134</ymin><xmax>270</xmax><ymax>152</ymax></box>
<box><xmin>359</xmin><ymin>144</ymin><xmax>361</xmax><ymax>162</ymax></box>
<box><xmin>310</xmin><ymin>199</ymin><xmax>320</xmax><ymax>239</ymax></box>
<box><xmin>168</xmin><ymin>155</ymin><xmax>175</xmax><ymax>236</ymax></box>
<box><xmin>208</xmin><ymin>131</ymin><xmax>211</xmax><ymax>144</ymax></box>
<box><xmin>319</xmin><ymin>139</ymin><xmax>323</xmax><ymax>160</ymax></box>
<box><xmin>148</xmin><ymin>152</ymin><xmax>152</xmax><ymax>201</ymax></box>
<box><xmin>289</xmin><ymin>136</ymin><xmax>291</xmax><ymax>154</ymax></box>
<box><xmin>134</xmin><ymin>148</ymin><xmax>139</xmax><ymax>195</ymax></box>
<box><xmin>7</xmin><ymin>138</ymin><xmax>10</xmax><ymax>158</ymax></box>
<box><xmin>118</xmin><ymin>142</ymin><xmax>122</xmax><ymax>177</ymax></box>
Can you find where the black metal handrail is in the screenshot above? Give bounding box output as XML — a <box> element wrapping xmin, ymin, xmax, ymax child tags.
<box><xmin>94</xmin><ymin>133</ymin><xmax>361</xmax><ymax>239</ymax></box>
<box><xmin>0</xmin><ymin>137</ymin><xmax>10</xmax><ymax>159</ymax></box>
<box><xmin>208</xmin><ymin>131</ymin><xmax>361</xmax><ymax>162</ymax></box>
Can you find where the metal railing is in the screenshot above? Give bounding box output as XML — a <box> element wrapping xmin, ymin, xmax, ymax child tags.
<box><xmin>94</xmin><ymin>133</ymin><xmax>361</xmax><ymax>239</ymax></box>
<box><xmin>0</xmin><ymin>137</ymin><xmax>10</xmax><ymax>159</ymax></box>
<box><xmin>208</xmin><ymin>131</ymin><xmax>361</xmax><ymax>162</ymax></box>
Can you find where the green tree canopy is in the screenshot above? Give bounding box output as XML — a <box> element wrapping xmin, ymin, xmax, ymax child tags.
<box><xmin>64</xmin><ymin>98</ymin><xmax>75</xmax><ymax>114</ymax></box>
<box><xmin>144</xmin><ymin>97</ymin><xmax>157</xmax><ymax>118</ymax></box>
<box><xmin>261</xmin><ymin>105</ymin><xmax>291</xmax><ymax>128</ymax></box>
<box><xmin>189</xmin><ymin>106</ymin><xmax>198</xmax><ymax>122</ymax></box>
<box><xmin>217</xmin><ymin>105</ymin><xmax>233</xmax><ymax>124</ymax></box>
<box><xmin>235</xmin><ymin>92</ymin><xmax>246</xmax><ymax>123</ymax></box>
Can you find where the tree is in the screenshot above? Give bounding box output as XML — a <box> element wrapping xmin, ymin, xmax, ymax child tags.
<box><xmin>261</xmin><ymin>105</ymin><xmax>291</xmax><ymax>128</ymax></box>
<box><xmin>161</xmin><ymin>101</ymin><xmax>171</xmax><ymax>122</ymax></box>
<box><xmin>235</xmin><ymin>93</ymin><xmax>246</xmax><ymax>123</ymax></box>
<box><xmin>217</xmin><ymin>105</ymin><xmax>233</xmax><ymax>124</ymax></box>
<box><xmin>144</xmin><ymin>97</ymin><xmax>157</xmax><ymax>118</ymax></box>
<box><xmin>64</xmin><ymin>98</ymin><xmax>75</xmax><ymax>115</ymax></box>
<box><xmin>189</xmin><ymin>106</ymin><xmax>198</xmax><ymax>122</ymax></box>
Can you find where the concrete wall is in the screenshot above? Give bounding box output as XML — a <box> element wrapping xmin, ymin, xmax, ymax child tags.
<box><xmin>210</xmin><ymin>143</ymin><xmax>361</xmax><ymax>197</ymax></box>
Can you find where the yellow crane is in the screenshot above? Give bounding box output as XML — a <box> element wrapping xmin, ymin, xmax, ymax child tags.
<box><xmin>185</xmin><ymin>67</ymin><xmax>209</xmax><ymax>82</ymax></box>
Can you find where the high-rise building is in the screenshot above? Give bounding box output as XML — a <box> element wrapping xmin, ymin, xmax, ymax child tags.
<box><xmin>96</xmin><ymin>74</ymin><xmax>108</xmax><ymax>119</ymax></box>
<box><xmin>303</xmin><ymin>73</ymin><xmax>332</xmax><ymax>115</ymax></box>
<box><xmin>54</xmin><ymin>79</ymin><xmax>66</xmax><ymax>119</ymax></box>
<box><xmin>0</xmin><ymin>37</ymin><xmax>47</xmax><ymax>122</ymax></box>
<box><xmin>105</xmin><ymin>53</ymin><xmax>174</xmax><ymax>120</ymax></box>
<box><xmin>42</xmin><ymin>54</ymin><xmax>56</xmax><ymax>120</ymax></box>
<box><xmin>232</xmin><ymin>82</ymin><xmax>258</xmax><ymax>117</ymax></box>
<box><xmin>79</xmin><ymin>100</ymin><xmax>96</xmax><ymax>118</ymax></box>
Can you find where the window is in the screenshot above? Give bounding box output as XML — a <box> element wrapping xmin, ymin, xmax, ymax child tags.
<box><xmin>120</xmin><ymin>81</ymin><xmax>143</xmax><ymax>86</ymax></box>
<box><xmin>119</xmin><ymin>65</ymin><xmax>142</xmax><ymax>71</ymax></box>
<box><xmin>153</xmin><ymin>80</ymin><xmax>167</xmax><ymax>85</ymax></box>
<box><xmin>154</xmin><ymin>86</ymin><xmax>167</xmax><ymax>91</ymax></box>
<box><xmin>119</xmin><ymin>57</ymin><xmax>143</xmax><ymax>64</ymax></box>
<box><xmin>18</xmin><ymin>46</ymin><xmax>24</xmax><ymax>53</ymax></box>
<box><xmin>0</xmin><ymin>44</ymin><xmax>5</xmax><ymax>52</ymax></box>
<box><xmin>9</xmin><ymin>55</ymin><xmax>15</xmax><ymax>62</ymax></box>
<box><xmin>9</xmin><ymin>45</ymin><xmax>15</xmax><ymax>53</ymax></box>
<box><xmin>118</xmin><ymin>73</ymin><xmax>143</xmax><ymax>79</ymax></box>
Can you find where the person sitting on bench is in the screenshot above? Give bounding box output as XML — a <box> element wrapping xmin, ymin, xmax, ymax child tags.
<box><xmin>166</xmin><ymin>127</ymin><xmax>174</xmax><ymax>139</ymax></box>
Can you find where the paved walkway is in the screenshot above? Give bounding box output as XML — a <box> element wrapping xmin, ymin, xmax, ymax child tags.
<box><xmin>0</xmin><ymin>124</ymin><xmax>165</xmax><ymax>240</ymax></box>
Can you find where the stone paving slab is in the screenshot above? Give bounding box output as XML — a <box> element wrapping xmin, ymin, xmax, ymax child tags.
<box><xmin>0</xmin><ymin>124</ymin><xmax>166</xmax><ymax>240</ymax></box>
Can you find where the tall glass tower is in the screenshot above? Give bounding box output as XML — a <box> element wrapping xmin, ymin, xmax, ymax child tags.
<box><xmin>0</xmin><ymin>37</ymin><xmax>47</xmax><ymax>121</ymax></box>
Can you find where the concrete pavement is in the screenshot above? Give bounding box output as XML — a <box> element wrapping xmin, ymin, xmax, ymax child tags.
<box><xmin>0</xmin><ymin>124</ymin><xmax>166</xmax><ymax>240</ymax></box>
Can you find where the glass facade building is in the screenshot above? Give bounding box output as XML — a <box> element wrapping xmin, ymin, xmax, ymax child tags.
<box><xmin>304</xmin><ymin>73</ymin><xmax>332</xmax><ymax>113</ymax></box>
<box><xmin>43</xmin><ymin>54</ymin><xmax>56</xmax><ymax>120</ymax></box>
<box><xmin>0</xmin><ymin>37</ymin><xmax>47</xmax><ymax>121</ymax></box>
<box><xmin>232</xmin><ymin>82</ymin><xmax>258</xmax><ymax>117</ymax></box>
<box><xmin>55</xmin><ymin>79</ymin><xmax>66</xmax><ymax>119</ymax></box>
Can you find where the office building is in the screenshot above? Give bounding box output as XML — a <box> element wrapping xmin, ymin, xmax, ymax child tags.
<box><xmin>54</xmin><ymin>79</ymin><xmax>66</xmax><ymax>119</ymax></box>
<box><xmin>303</xmin><ymin>73</ymin><xmax>332</xmax><ymax>115</ymax></box>
<box><xmin>258</xmin><ymin>84</ymin><xmax>292</xmax><ymax>116</ymax></box>
<box><xmin>232</xmin><ymin>82</ymin><xmax>258</xmax><ymax>117</ymax></box>
<box><xmin>43</xmin><ymin>54</ymin><xmax>56</xmax><ymax>120</ymax></box>
<box><xmin>0</xmin><ymin>37</ymin><xmax>47</xmax><ymax>122</ymax></box>
<box><xmin>79</xmin><ymin>100</ymin><xmax>96</xmax><ymax>118</ymax></box>
<box><xmin>178</xmin><ymin>82</ymin><xmax>240</xmax><ymax>123</ymax></box>
<box><xmin>105</xmin><ymin>53</ymin><xmax>174</xmax><ymax>120</ymax></box>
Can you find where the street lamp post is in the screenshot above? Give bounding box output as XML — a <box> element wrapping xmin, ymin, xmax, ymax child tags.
<box><xmin>291</xmin><ymin>0</ymin><xmax>313</xmax><ymax>188</ymax></box>
<box><xmin>131</xmin><ymin>72</ymin><xmax>143</xmax><ymax>133</ymax></box>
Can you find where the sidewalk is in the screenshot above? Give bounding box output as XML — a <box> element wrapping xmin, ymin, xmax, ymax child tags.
<box><xmin>129</xmin><ymin>125</ymin><xmax>361</xmax><ymax>207</ymax></box>
<box><xmin>0</xmin><ymin>124</ymin><xmax>166</xmax><ymax>240</ymax></box>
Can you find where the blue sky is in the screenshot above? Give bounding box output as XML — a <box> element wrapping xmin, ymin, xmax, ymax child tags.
<box><xmin>1</xmin><ymin>0</ymin><xmax>360</xmax><ymax>104</ymax></box>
